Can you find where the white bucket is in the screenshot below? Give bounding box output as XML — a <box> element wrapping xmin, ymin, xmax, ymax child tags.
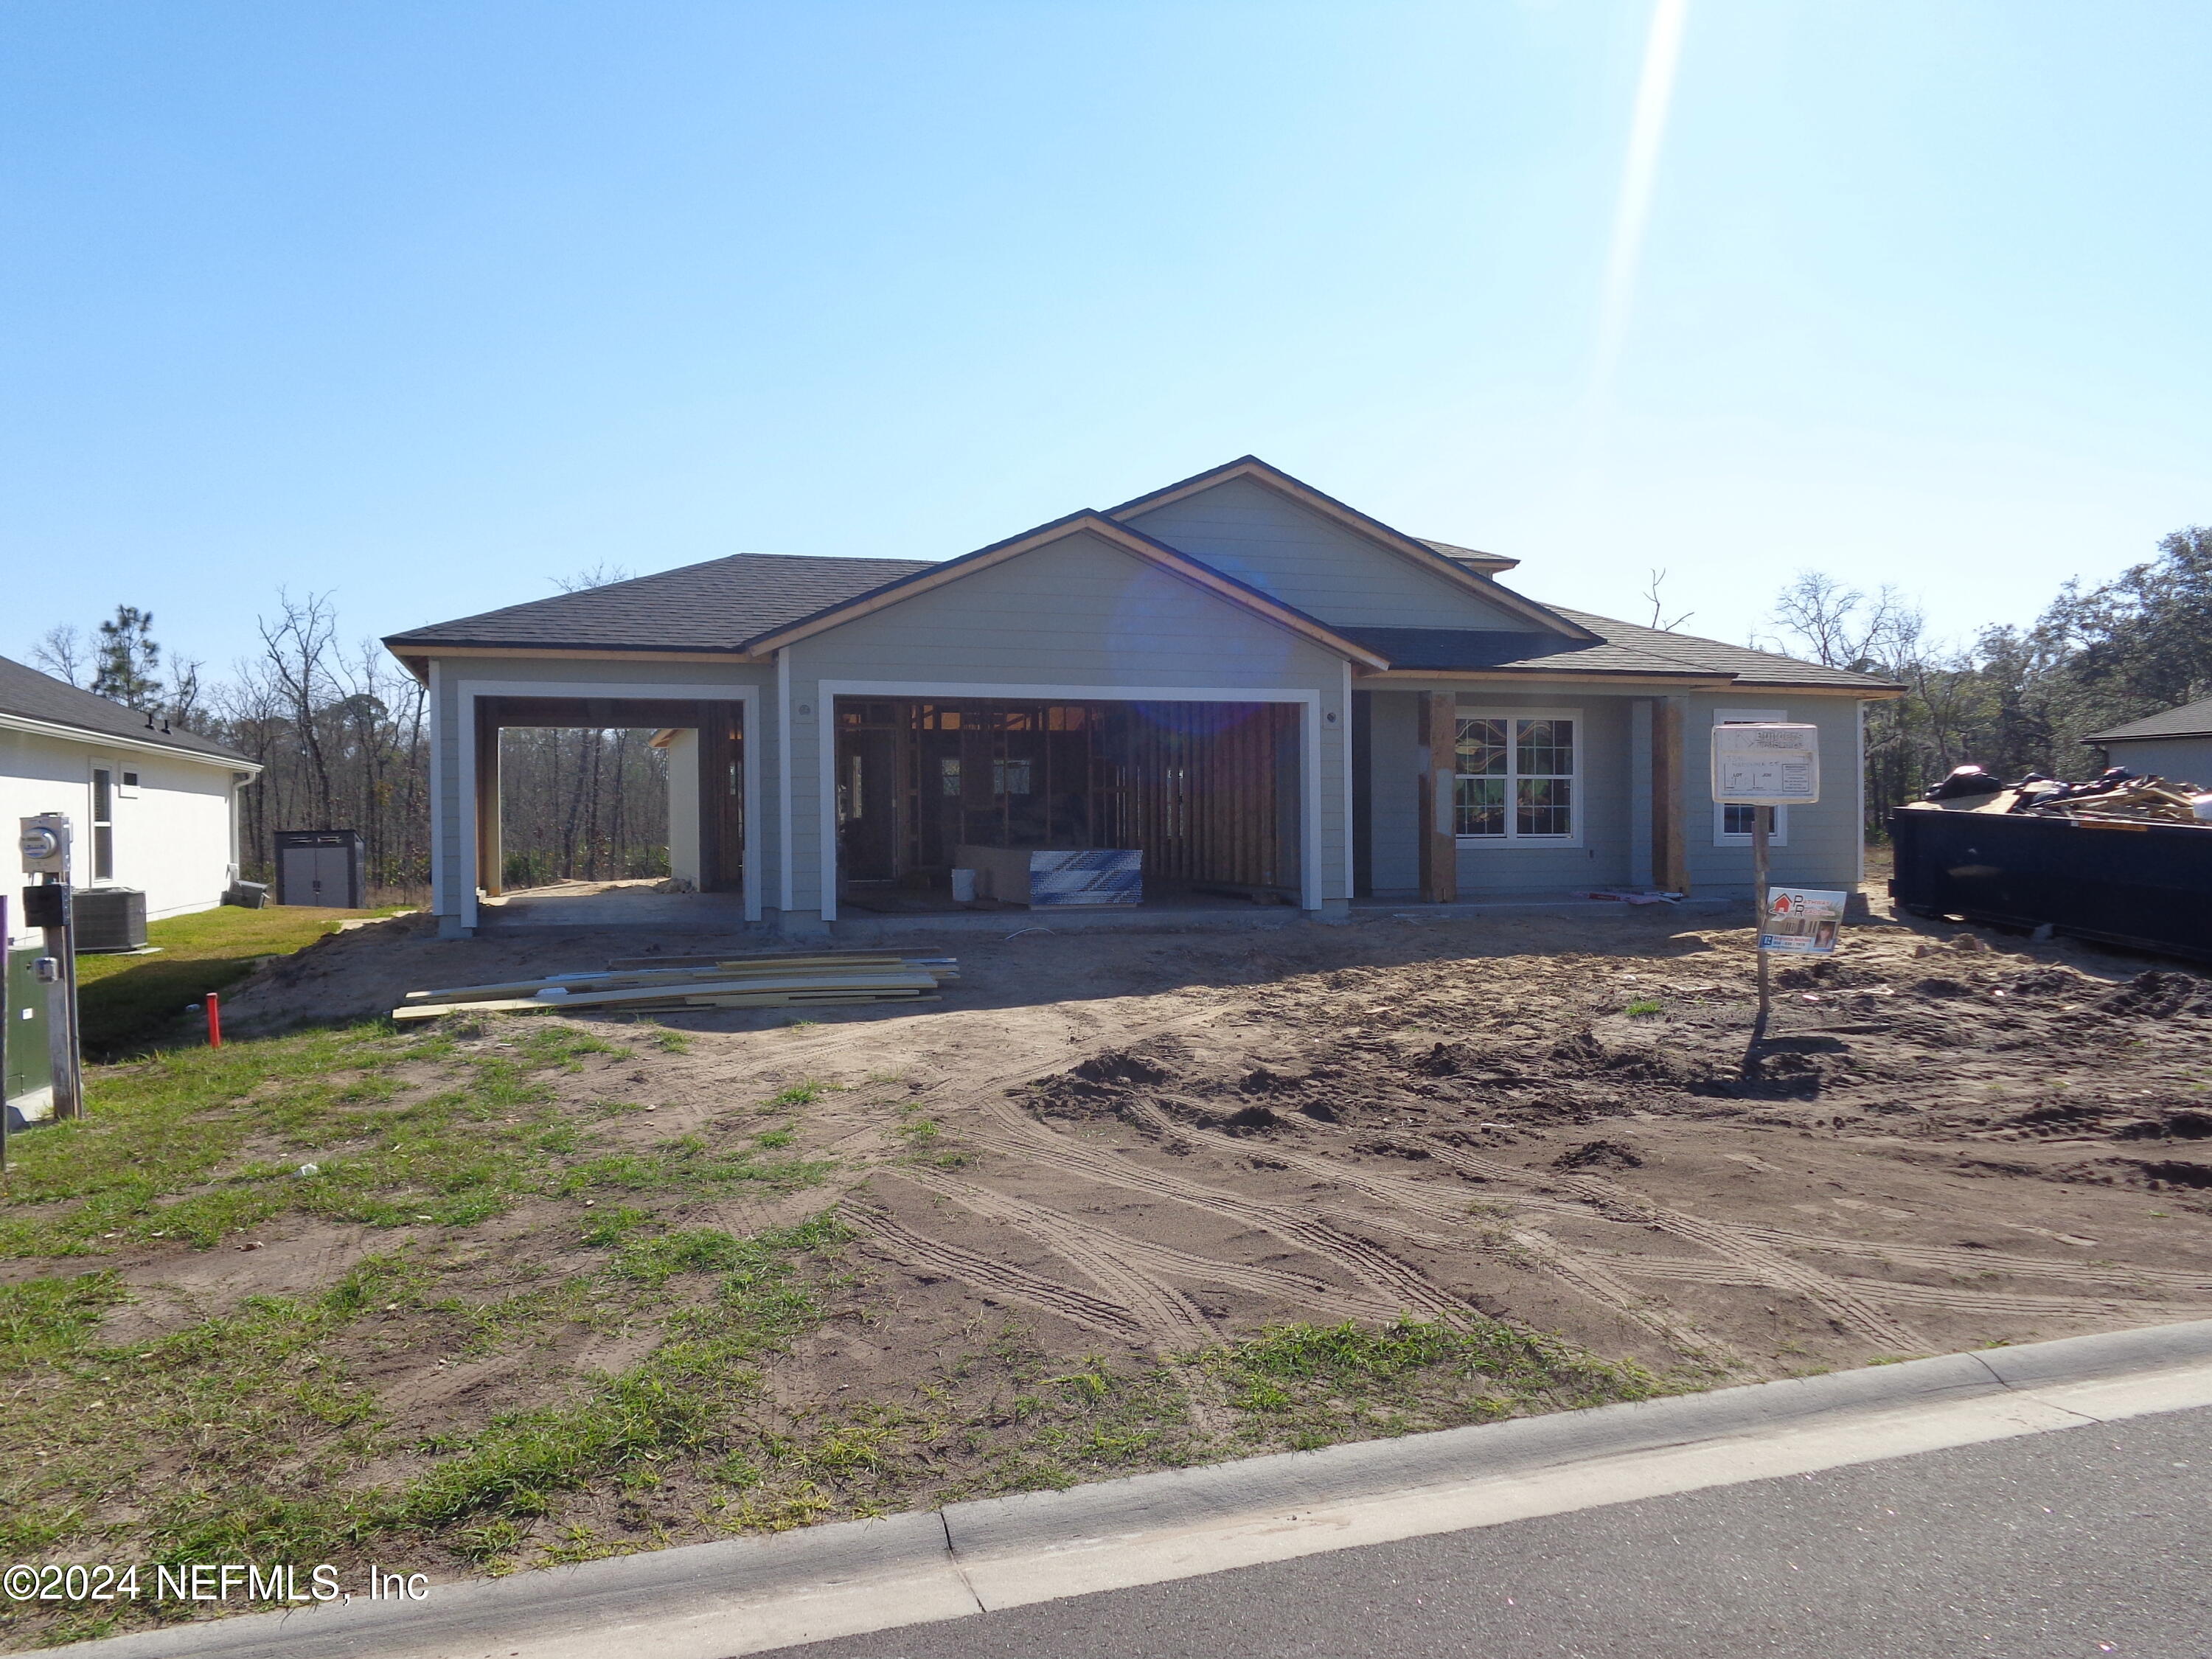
<box><xmin>950</xmin><ymin>869</ymin><xmax>977</xmax><ymax>902</ymax></box>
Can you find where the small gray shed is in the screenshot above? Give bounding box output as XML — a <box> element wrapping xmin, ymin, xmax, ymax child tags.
<box><xmin>2086</xmin><ymin>696</ymin><xmax>2212</xmax><ymax>787</ymax></box>
<box><xmin>275</xmin><ymin>829</ymin><xmax>366</xmax><ymax>908</ymax></box>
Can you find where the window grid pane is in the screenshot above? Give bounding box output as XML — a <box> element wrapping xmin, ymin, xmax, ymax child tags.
<box><xmin>1455</xmin><ymin>775</ymin><xmax>1506</xmax><ymax>837</ymax></box>
<box><xmin>1455</xmin><ymin>718</ymin><xmax>1509</xmax><ymax>776</ymax></box>
<box><xmin>1452</xmin><ymin>714</ymin><xmax>1576</xmax><ymax>840</ymax></box>
<box><xmin>1517</xmin><ymin>777</ymin><xmax>1573</xmax><ymax>837</ymax></box>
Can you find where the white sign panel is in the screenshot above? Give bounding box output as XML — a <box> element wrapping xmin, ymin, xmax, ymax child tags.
<box><xmin>1711</xmin><ymin>722</ymin><xmax>1820</xmax><ymax>806</ymax></box>
<box><xmin>1759</xmin><ymin>887</ymin><xmax>1848</xmax><ymax>956</ymax></box>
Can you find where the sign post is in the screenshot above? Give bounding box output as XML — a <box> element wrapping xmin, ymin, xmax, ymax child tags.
<box><xmin>18</xmin><ymin>814</ymin><xmax>82</xmax><ymax>1123</ymax></box>
<box><xmin>1710</xmin><ymin>724</ymin><xmax>1823</xmax><ymax>1039</ymax></box>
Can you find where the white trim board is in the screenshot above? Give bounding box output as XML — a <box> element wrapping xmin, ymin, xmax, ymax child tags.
<box><xmin>1451</xmin><ymin>705</ymin><xmax>1585</xmax><ymax>849</ymax></box>
<box><xmin>810</xmin><ymin>681</ymin><xmax>1330</xmax><ymax>922</ymax></box>
<box><xmin>452</xmin><ymin>678</ymin><xmax>762</xmax><ymax>931</ymax></box>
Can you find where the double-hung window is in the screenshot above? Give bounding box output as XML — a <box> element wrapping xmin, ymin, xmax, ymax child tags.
<box><xmin>1454</xmin><ymin>710</ymin><xmax>1579</xmax><ymax>843</ymax></box>
<box><xmin>90</xmin><ymin>765</ymin><xmax>116</xmax><ymax>880</ymax></box>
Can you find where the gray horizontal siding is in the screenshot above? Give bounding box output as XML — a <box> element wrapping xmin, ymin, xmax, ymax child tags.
<box><xmin>1357</xmin><ymin>685</ymin><xmax>1871</xmax><ymax>901</ymax></box>
<box><xmin>1453</xmin><ymin>692</ymin><xmax>1631</xmax><ymax>894</ymax></box>
<box><xmin>1124</xmin><ymin>476</ymin><xmax>1531</xmax><ymax>632</ymax></box>
<box><xmin>1686</xmin><ymin>695</ymin><xmax>1861</xmax><ymax>894</ymax></box>
<box><xmin>427</xmin><ymin>655</ymin><xmax>772</xmax><ymax>922</ymax></box>
<box><xmin>2102</xmin><ymin>736</ymin><xmax>2212</xmax><ymax>785</ymax></box>
<box><xmin>785</xmin><ymin>530</ymin><xmax>1349</xmax><ymax>916</ymax></box>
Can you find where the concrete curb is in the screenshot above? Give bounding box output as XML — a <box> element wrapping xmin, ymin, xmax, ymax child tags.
<box><xmin>45</xmin><ymin>1318</ymin><xmax>2212</xmax><ymax>1659</ymax></box>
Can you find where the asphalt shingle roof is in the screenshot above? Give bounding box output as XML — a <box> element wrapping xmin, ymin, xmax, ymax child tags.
<box><xmin>383</xmin><ymin>554</ymin><xmax>937</xmax><ymax>655</ymax></box>
<box><xmin>0</xmin><ymin>655</ymin><xmax>253</xmax><ymax>764</ymax></box>
<box><xmin>1337</xmin><ymin>609</ymin><xmax>1900</xmax><ymax>691</ymax></box>
<box><xmin>2086</xmin><ymin>695</ymin><xmax>2212</xmax><ymax>743</ymax></box>
<box><xmin>381</xmin><ymin>549</ymin><xmax>1891</xmax><ymax>692</ymax></box>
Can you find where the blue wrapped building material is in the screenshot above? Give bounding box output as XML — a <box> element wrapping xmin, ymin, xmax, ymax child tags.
<box><xmin>1027</xmin><ymin>849</ymin><xmax>1143</xmax><ymax>908</ymax></box>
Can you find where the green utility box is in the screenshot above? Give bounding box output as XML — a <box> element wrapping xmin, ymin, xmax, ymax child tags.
<box><xmin>5</xmin><ymin>942</ymin><xmax>55</xmax><ymax>1129</ymax></box>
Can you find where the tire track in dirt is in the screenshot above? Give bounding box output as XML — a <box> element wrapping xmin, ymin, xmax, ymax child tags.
<box><xmin>888</xmin><ymin>1172</ymin><xmax>1219</xmax><ymax>1351</ymax></box>
<box><xmin>1735</xmin><ymin>1225</ymin><xmax>2212</xmax><ymax>1293</ymax></box>
<box><xmin>1576</xmin><ymin>1250</ymin><xmax>2212</xmax><ymax>1321</ymax></box>
<box><xmin>1110</xmin><ymin>1102</ymin><xmax>1742</xmax><ymax>1365</ymax></box>
<box><xmin>838</xmin><ymin>1203</ymin><xmax>1147</xmax><ymax>1343</ymax></box>
<box><xmin>1419</xmin><ymin>1141</ymin><xmax>1929</xmax><ymax>1354</ymax></box>
<box><xmin>891</xmin><ymin>1169</ymin><xmax>1402</xmax><ymax>1326</ymax></box>
<box><xmin>970</xmin><ymin>1099</ymin><xmax>1472</xmax><ymax>1323</ymax></box>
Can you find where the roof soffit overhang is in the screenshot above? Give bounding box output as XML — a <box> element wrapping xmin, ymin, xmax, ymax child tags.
<box><xmin>1102</xmin><ymin>456</ymin><xmax>1599</xmax><ymax>643</ymax></box>
<box><xmin>1358</xmin><ymin>669</ymin><xmax>1905</xmax><ymax>697</ymax></box>
<box><xmin>739</xmin><ymin>510</ymin><xmax>1393</xmax><ymax>670</ymax></box>
<box><xmin>0</xmin><ymin>709</ymin><xmax>264</xmax><ymax>773</ymax></box>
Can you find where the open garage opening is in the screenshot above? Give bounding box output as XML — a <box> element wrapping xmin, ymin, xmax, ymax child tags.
<box><xmin>470</xmin><ymin>695</ymin><xmax>745</xmax><ymax>902</ymax></box>
<box><xmin>832</xmin><ymin>696</ymin><xmax>1303</xmax><ymax>915</ymax></box>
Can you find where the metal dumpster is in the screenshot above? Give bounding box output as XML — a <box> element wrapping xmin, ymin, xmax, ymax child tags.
<box><xmin>1888</xmin><ymin>804</ymin><xmax>2212</xmax><ymax>962</ymax></box>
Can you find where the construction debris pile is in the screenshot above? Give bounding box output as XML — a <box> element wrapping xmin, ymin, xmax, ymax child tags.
<box><xmin>392</xmin><ymin>952</ymin><xmax>958</xmax><ymax>1022</ymax></box>
<box><xmin>1916</xmin><ymin>765</ymin><xmax>2212</xmax><ymax>827</ymax></box>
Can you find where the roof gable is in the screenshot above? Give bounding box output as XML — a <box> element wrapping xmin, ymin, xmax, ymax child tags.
<box><xmin>741</xmin><ymin>510</ymin><xmax>1389</xmax><ymax>667</ymax></box>
<box><xmin>1108</xmin><ymin>457</ymin><xmax>1588</xmax><ymax>638</ymax></box>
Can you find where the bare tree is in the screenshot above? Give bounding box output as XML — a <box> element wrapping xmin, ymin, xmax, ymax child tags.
<box><xmin>257</xmin><ymin>590</ymin><xmax>339</xmax><ymax>827</ymax></box>
<box><xmin>1639</xmin><ymin>568</ymin><xmax>1694</xmax><ymax>631</ymax></box>
<box><xmin>32</xmin><ymin>624</ymin><xmax>90</xmax><ymax>686</ymax></box>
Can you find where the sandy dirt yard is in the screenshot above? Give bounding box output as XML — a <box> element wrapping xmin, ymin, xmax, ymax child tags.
<box><xmin>227</xmin><ymin>894</ymin><xmax>2212</xmax><ymax>1382</ymax></box>
<box><xmin>6</xmin><ymin>894</ymin><xmax>2211</xmax><ymax>1642</ymax></box>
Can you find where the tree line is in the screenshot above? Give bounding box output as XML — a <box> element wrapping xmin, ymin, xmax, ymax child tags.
<box><xmin>32</xmin><ymin>585</ymin><xmax>667</xmax><ymax>900</ymax></box>
<box><xmin>27</xmin><ymin>522</ymin><xmax>2208</xmax><ymax>886</ymax></box>
<box><xmin>1758</xmin><ymin>524</ymin><xmax>2211</xmax><ymax>833</ymax></box>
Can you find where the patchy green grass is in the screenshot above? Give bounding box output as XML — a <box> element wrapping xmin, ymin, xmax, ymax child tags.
<box><xmin>0</xmin><ymin>1022</ymin><xmax>824</xmax><ymax>1259</ymax></box>
<box><xmin>1624</xmin><ymin>999</ymin><xmax>1665</xmax><ymax>1018</ymax></box>
<box><xmin>0</xmin><ymin>1217</ymin><xmax>857</xmax><ymax>1641</ymax></box>
<box><xmin>74</xmin><ymin>904</ymin><xmax>406</xmax><ymax>1055</ymax></box>
<box><xmin>1204</xmin><ymin>1317</ymin><xmax>1660</xmax><ymax>1450</ymax></box>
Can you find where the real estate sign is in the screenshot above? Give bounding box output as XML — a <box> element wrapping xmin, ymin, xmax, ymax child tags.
<box><xmin>1711</xmin><ymin>722</ymin><xmax>1821</xmax><ymax>806</ymax></box>
<box><xmin>1760</xmin><ymin>887</ymin><xmax>1848</xmax><ymax>956</ymax></box>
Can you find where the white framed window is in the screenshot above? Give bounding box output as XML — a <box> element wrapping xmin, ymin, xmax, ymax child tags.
<box><xmin>118</xmin><ymin>769</ymin><xmax>141</xmax><ymax>799</ymax></box>
<box><xmin>89</xmin><ymin>764</ymin><xmax>116</xmax><ymax>881</ymax></box>
<box><xmin>1454</xmin><ymin>708</ymin><xmax>1582</xmax><ymax>844</ymax></box>
<box><xmin>1712</xmin><ymin>707</ymin><xmax>1790</xmax><ymax>846</ymax></box>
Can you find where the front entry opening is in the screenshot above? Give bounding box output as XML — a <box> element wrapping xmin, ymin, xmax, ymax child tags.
<box><xmin>834</xmin><ymin>697</ymin><xmax>1300</xmax><ymax>910</ymax></box>
<box><xmin>473</xmin><ymin>696</ymin><xmax>744</xmax><ymax>900</ymax></box>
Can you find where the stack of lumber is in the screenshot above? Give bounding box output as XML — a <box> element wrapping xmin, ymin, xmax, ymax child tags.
<box><xmin>392</xmin><ymin>953</ymin><xmax>957</xmax><ymax>1021</ymax></box>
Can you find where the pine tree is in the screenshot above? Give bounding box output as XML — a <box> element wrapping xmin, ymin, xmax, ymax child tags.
<box><xmin>91</xmin><ymin>605</ymin><xmax>163</xmax><ymax>708</ymax></box>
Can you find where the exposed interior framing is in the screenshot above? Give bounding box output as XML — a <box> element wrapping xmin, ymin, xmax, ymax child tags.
<box><xmin>815</xmin><ymin>681</ymin><xmax>1322</xmax><ymax>921</ymax></box>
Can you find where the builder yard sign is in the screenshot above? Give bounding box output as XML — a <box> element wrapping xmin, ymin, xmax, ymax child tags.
<box><xmin>1711</xmin><ymin>722</ymin><xmax>1831</xmax><ymax>1029</ymax></box>
<box><xmin>1711</xmin><ymin>722</ymin><xmax>1822</xmax><ymax>806</ymax></box>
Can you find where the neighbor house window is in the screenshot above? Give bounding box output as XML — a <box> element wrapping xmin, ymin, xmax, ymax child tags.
<box><xmin>1455</xmin><ymin>711</ymin><xmax>1579</xmax><ymax>842</ymax></box>
<box><xmin>1713</xmin><ymin>708</ymin><xmax>1790</xmax><ymax>846</ymax></box>
<box><xmin>90</xmin><ymin>765</ymin><xmax>116</xmax><ymax>880</ymax></box>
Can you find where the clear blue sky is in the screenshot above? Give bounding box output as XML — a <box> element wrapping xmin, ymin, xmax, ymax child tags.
<box><xmin>5</xmin><ymin>1</ymin><xmax>2208</xmax><ymax>680</ymax></box>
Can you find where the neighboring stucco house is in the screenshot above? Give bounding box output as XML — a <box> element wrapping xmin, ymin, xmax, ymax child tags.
<box><xmin>2085</xmin><ymin>695</ymin><xmax>2212</xmax><ymax>787</ymax></box>
<box><xmin>0</xmin><ymin>654</ymin><xmax>260</xmax><ymax>924</ymax></box>
<box><xmin>383</xmin><ymin>457</ymin><xmax>1900</xmax><ymax>938</ymax></box>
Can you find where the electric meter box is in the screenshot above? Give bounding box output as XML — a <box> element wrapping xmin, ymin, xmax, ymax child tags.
<box><xmin>18</xmin><ymin>813</ymin><xmax>69</xmax><ymax>879</ymax></box>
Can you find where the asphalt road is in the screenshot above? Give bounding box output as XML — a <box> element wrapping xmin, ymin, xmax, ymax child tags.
<box><xmin>768</xmin><ymin>1405</ymin><xmax>2211</xmax><ymax>1659</ymax></box>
